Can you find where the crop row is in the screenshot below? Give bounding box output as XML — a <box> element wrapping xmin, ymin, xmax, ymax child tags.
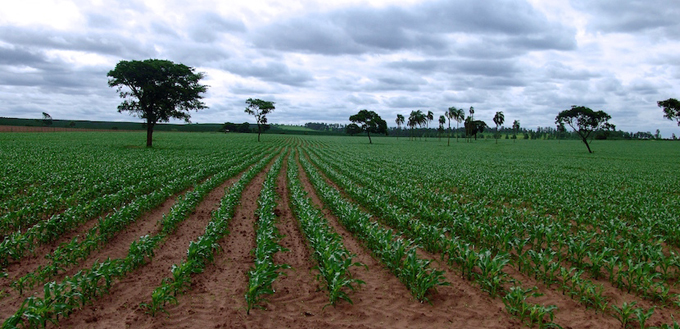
<box><xmin>311</xmin><ymin>146</ymin><xmax>679</xmax><ymax>304</ymax></box>
<box><xmin>2</xmin><ymin>148</ymin><xmax>270</xmax><ymax>328</ymax></box>
<box><xmin>0</xmin><ymin>138</ymin><xmax>221</xmax><ymax>230</ymax></box>
<box><xmin>8</xmin><ymin>150</ymin><xmax>257</xmax><ymax>294</ymax></box>
<box><xmin>298</xmin><ymin>151</ymin><xmax>449</xmax><ymax>302</ymax></box>
<box><xmin>0</xmin><ymin>146</ymin><xmax>268</xmax><ymax>271</ymax></box>
<box><xmin>305</xmin><ymin>144</ymin><xmax>680</xmax><ymax>327</ymax></box>
<box><xmin>246</xmin><ymin>153</ymin><xmax>289</xmax><ymax>313</ymax></box>
<box><xmin>0</xmin><ymin>151</ymin><xmax>192</xmax><ymax>237</ymax></box>
<box><xmin>286</xmin><ymin>151</ymin><xmax>365</xmax><ymax>306</ymax></box>
<box><xmin>308</xmin><ymin>148</ymin><xmax>613</xmax><ymax>305</ymax></box>
<box><xmin>141</xmin><ymin>150</ymin><xmax>279</xmax><ymax>316</ymax></box>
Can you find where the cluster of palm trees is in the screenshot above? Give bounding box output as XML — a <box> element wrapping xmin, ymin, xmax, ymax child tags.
<box><xmin>395</xmin><ymin>107</ymin><xmax>521</xmax><ymax>144</ymax></box>
<box><xmin>395</xmin><ymin>108</ymin><xmax>466</xmax><ymax>145</ymax></box>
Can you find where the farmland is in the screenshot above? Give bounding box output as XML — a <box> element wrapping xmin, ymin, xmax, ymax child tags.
<box><xmin>0</xmin><ymin>131</ymin><xmax>679</xmax><ymax>328</ymax></box>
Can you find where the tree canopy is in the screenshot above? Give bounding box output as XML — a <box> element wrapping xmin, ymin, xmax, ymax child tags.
<box><xmin>445</xmin><ymin>106</ymin><xmax>464</xmax><ymax>144</ymax></box>
<box><xmin>349</xmin><ymin>109</ymin><xmax>387</xmax><ymax>144</ymax></box>
<box><xmin>658</xmin><ymin>98</ymin><xmax>680</xmax><ymax>126</ymax></box>
<box><xmin>407</xmin><ymin>110</ymin><xmax>426</xmax><ymax>141</ymax></box>
<box><xmin>512</xmin><ymin>120</ymin><xmax>520</xmax><ymax>142</ymax></box>
<box><xmin>41</xmin><ymin>112</ymin><xmax>53</xmax><ymax>126</ymax></box>
<box><xmin>555</xmin><ymin>105</ymin><xmax>613</xmax><ymax>153</ymax></box>
<box><xmin>245</xmin><ymin>98</ymin><xmax>275</xmax><ymax>142</ymax></box>
<box><xmin>464</xmin><ymin>117</ymin><xmax>487</xmax><ymax>142</ymax></box>
<box><xmin>493</xmin><ymin>111</ymin><xmax>505</xmax><ymax>143</ymax></box>
<box><xmin>395</xmin><ymin>114</ymin><xmax>405</xmax><ymax>140</ymax></box>
<box><xmin>107</xmin><ymin>59</ymin><xmax>207</xmax><ymax>147</ymax></box>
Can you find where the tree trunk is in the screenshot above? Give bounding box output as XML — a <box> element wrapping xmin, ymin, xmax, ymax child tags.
<box><xmin>447</xmin><ymin>121</ymin><xmax>451</xmax><ymax>146</ymax></box>
<box><xmin>583</xmin><ymin>138</ymin><xmax>593</xmax><ymax>153</ymax></box>
<box><xmin>367</xmin><ymin>131</ymin><xmax>372</xmax><ymax>144</ymax></box>
<box><xmin>257</xmin><ymin>124</ymin><xmax>261</xmax><ymax>142</ymax></box>
<box><xmin>456</xmin><ymin>123</ymin><xmax>459</xmax><ymax>142</ymax></box>
<box><xmin>146</xmin><ymin>121</ymin><xmax>155</xmax><ymax>147</ymax></box>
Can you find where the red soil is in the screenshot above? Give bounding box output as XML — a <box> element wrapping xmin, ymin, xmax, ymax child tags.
<box><xmin>2</xmin><ymin>153</ymin><xmax>675</xmax><ymax>328</ymax></box>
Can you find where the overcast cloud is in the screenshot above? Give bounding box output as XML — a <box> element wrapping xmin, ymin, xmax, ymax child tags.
<box><xmin>1</xmin><ymin>0</ymin><xmax>679</xmax><ymax>135</ymax></box>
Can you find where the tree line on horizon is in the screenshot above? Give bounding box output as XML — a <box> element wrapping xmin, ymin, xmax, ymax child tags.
<box><xmin>104</xmin><ymin>58</ymin><xmax>680</xmax><ymax>151</ymax></box>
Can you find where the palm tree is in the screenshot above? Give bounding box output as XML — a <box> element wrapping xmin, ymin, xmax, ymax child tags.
<box><xmin>512</xmin><ymin>119</ymin><xmax>520</xmax><ymax>142</ymax></box>
<box><xmin>493</xmin><ymin>111</ymin><xmax>505</xmax><ymax>144</ymax></box>
<box><xmin>453</xmin><ymin>108</ymin><xmax>465</xmax><ymax>142</ymax></box>
<box><xmin>408</xmin><ymin>110</ymin><xmax>426</xmax><ymax>141</ymax></box>
<box><xmin>445</xmin><ymin>107</ymin><xmax>455</xmax><ymax>146</ymax></box>
<box><xmin>438</xmin><ymin>115</ymin><xmax>446</xmax><ymax>141</ymax></box>
<box><xmin>395</xmin><ymin>114</ymin><xmax>405</xmax><ymax>140</ymax></box>
<box><xmin>425</xmin><ymin>110</ymin><xmax>434</xmax><ymax>140</ymax></box>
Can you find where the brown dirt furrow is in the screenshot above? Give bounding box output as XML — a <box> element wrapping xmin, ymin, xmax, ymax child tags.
<box><xmin>263</xmin><ymin>156</ymin><xmax>329</xmax><ymax>312</ymax></box>
<box><xmin>53</xmin><ymin>174</ymin><xmax>240</xmax><ymax>328</ymax></box>
<box><xmin>503</xmin><ymin>262</ymin><xmax>619</xmax><ymax>328</ymax></box>
<box><xmin>1</xmin><ymin>210</ymin><xmax>102</xmax><ymax>286</ymax></box>
<box><xmin>293</xmin><ymin>154</ymin><xmax>520</xmax><ymax>329</ymax></box>
<box><xmin>0</xmin><ymin>192</ymin><xmax>186</xmax><ymax>322</ymax></box>
<box><xmin>127</xmin><ymin>161</ymin><xmax>272</xmax><ymax>328</ymax></box>
<box><xmin>307</xmin><ymin>151</ymin><xmax>660</xmax><ymax>328</ymax></box>
<box><xmin>0</xmin><ymin>185</ymin><xmax>196</xmax><ymax>287</ymax></box>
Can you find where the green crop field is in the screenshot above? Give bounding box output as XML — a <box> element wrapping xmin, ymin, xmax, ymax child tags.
<box><xmin>1</xmin><ymin>131</ymin><xmax>679</xmax><ymax>328</ymax></box>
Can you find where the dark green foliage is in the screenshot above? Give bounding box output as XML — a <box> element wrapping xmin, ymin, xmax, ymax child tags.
<box><xmin>658</xmin><ymin>98</ymin><xmax>680</xmax><ymax>126</ymax></box>
<box><xmin>107</xmin><ymin>59</ymin><xmax>208</xmax><ymax>147</ymax></box>
<box><xmin>555</xmin><ymin>105</ymin><xmax>613</xmax><ymax>153</ymax></box>
<box><xmin>245</xmin><ymin>98</ymin><xmax>275</xmax><ymax>142</ymax></box>
<box><xmin>464</xmin><ymin>117</ymin><xmax>487</xmax><ymax>141</ymax></box>
<box><xmin>493</xmin><ymin>111</ymin><xmax>505</xmax><ymax>143</ymax></box>
<box><xmin>349</xmin><ymin>110</ymin><xmax>387</xmax><ymax>144</ymax></box>
<box><xmin>41</xmin><ymin>112</ymin><xmax>52</xmax><ymax>126</ymax></box>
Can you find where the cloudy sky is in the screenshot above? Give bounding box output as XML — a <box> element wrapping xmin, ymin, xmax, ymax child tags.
<box><xmin>1</xmin><ymin>0</ymin><xmax>679</xmax><ymax>135</ymax></box>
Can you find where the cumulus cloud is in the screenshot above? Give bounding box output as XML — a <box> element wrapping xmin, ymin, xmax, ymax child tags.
<box><xmin>572</xmin><ymin>0</ymin><xmax>680</xmax><ymax>37</ymax></box>
<box><xmin>252</xmin><ymin>0</ymin><xmax>575</xmax><ymax>56</ymax></box>
<box><xmin>0</xmin><ymin>0</ymin><xmax>677</xmax><ymax>135</ymax></box>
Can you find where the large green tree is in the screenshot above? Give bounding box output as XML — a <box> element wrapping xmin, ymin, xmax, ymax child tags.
<box><xmin>493</xmin><ymin>111</ymin><xmax>505</xmax><ymax>144</ymax></box>
<box><xmin>245</xmin><ymin>98</ymin><xmax>275</xmax><ymax>142</ymax></box>
<box><xmin>555</xmin><ymin>105</ymin><xmax>613</xmax><ymax>153</ymax></box>
<box><xmin>464</xmin><ymin>117</ymin><xmax>487</xmax><ymax>142</ymax></box>
<box><xmin>108</xmin><ymin>59</ymin><xmax>207</xmax><ymax>147</ymax></box>
<box><xmin>349</xmin><ymin>109</ymin><xmax>387</xmax><ymax>144</ymax></box>
<box><xmin>658</xmin><ymin>98</ymin><xmax>680</xmax><ymax>126</ymax></box>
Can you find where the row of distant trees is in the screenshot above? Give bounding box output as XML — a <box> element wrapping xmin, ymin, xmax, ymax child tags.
<box><xmin>104</xmin><ymin>58</ymin><xmax>680</xmax><ymax>150</ymax></box>
<box><xmin>387</xmin><ymin>125</ymin><xmax>674</xmax><ymax>141</ymax></box>
<box><xmin>351</xmin><ymin>103</ymin><xmax>679</xmax><ymax>152</ymax></box>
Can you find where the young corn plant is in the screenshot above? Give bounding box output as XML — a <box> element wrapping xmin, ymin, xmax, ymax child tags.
<box><xmin>141</xmin><ymin>284</ymin><xmax>177</xmax><ymax>317</ymax></box>
<box><xmin>502</xmin><ymin>286</ymin><xmax>561</xmax><ymax>329</ymax></box>
<box><xmin>287</xmin><ymin>152</ymin><xmax>364</xmax><ymax>307</ymax></box>
<box><xmin>246</xmin><ymin>156</ymin><xmax>291</xmax><ymax>314</ymax></box>
<box><xmin>299</xmin><ymin>152</ymin><xmax>448</xmax><ymax>303</ymax></box>
<box><xmin>611</xmin><ymin>301</ymin><xmax>639</xmax><ymax>329</ymax></box>
<box><xmin>634</xmin><ymin>306</ymin><xmax>655</xmax><ymax>329</ymax></box>
<box><xmin>141</xmin><ymin>152</ymin><xmax>278</xmax><ymax>317</ymax></box>
<box><xmin>399</xmin><ymin>250</ymin><xmax>449</xmax><ymax>302</ymax></box>
<box><xmin>475</xmin><ymin>250</ymin><xmax>511</xmax><ymax>298</ymax></box>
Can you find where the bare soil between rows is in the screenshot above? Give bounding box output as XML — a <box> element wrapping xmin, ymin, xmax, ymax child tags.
<box><xmin>298</xmin><ymin>150</ymin><xmax>680</xmax><ymax>328</ymax></box>
<box><xmin>5</xmin><ymin>152</ymin><xmax>667</xmax><ymax>328</ymax></box>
